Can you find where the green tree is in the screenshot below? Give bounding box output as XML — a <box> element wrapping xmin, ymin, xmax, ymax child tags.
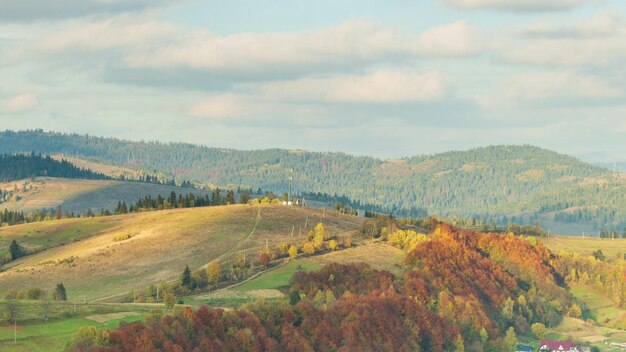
<box><xmin>239</xmin><ymin>191</ymin><xmax>251</xmax><ymax>204</ymax></box>
<box><xmin>9</xmin><ymin>240</ymin><xmax>21</xmax><ymax>261</ymax></box>
<box><xmin>54</xmin><ymin>283</ymin><xmax>67</xmax><ymax>301</ymax></box>
<box><xmin>180</xmin><ymin>265</ymin><xmax>192</xmax><ymax>288</ymax></box>
<box><xmin>226</xmin><ymin>190</ymin><xmax>235</xmax><ymax>204</ymax></box>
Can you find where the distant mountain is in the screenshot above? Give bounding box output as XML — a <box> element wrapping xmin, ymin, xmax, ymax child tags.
<box><xmin>2</xmin><ymin>129</ymin><xmax>626</xmax><ymax>233</ymax></box>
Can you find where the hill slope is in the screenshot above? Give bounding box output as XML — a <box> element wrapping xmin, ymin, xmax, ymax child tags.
<box><xmin>0</xmin><ymin>177</ymin><xmax>213</xmax><ymax>215</ymax></box>
<box><xmin>2</xmin><ymin>130</ymin><xmax>626</xmax><ymax>233</ymax></box>
<box><xmin>0</xmin><ymin>205</ymin><xmax>362</xmax><ymax>301</ymax></box>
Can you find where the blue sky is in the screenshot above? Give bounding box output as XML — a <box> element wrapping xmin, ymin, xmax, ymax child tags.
<box><xmin>1</xmin><ymin>0</ymin><xmax>625</xmax><ymax>161</ymax></box>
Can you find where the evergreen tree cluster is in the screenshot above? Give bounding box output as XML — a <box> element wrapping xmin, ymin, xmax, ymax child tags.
<box><xmin>3</xmin><ymin>130</ymin><xmax>626</xmax><ymax>230</ymax></box>
<box><xmin>0</xmin><ymin>152</ymin><xmax>110</xmax><ymax>182</ymax></box>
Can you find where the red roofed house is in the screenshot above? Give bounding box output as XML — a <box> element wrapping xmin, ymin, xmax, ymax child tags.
<box><xmin>539</xmin><ymin>341</ymin><xmax>583</xmax><ymax>352</ymax></box>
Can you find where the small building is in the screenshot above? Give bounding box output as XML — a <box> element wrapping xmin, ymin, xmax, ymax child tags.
<box><xmin>539</xmin><ymin>340</ymin><xmax>583</xmax><ymax>352</ymax></box>
<box><xmin>517</xmin><ymin>345</ymin><xmax>534</xmax><ymax>352</ymax></box>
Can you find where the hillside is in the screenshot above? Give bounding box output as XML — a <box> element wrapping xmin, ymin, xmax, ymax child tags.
<box><xmin>2</xmin><ymin>130</ymin><xmax>626</xmax><ymax>233</ymax></box>
<box><xmin>0</xmin><ymin>177</ymin><xmax>213</xmax><ymax>215</ymax></box>
<box><xmin>0</xmin><ymin>153</ymin><xmax>109</xmax><ymax>182</ymax></box>
<box><xmin>0</xmin><ymin>205</ymin><xmax>362</xmax><ymax>301</ymax></box>
<box><xmin>64</xmin><ymin>224</ymin><xmax>585</xmax><ymax>351</ymax></box>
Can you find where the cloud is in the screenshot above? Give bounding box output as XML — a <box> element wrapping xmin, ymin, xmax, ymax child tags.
<box><xmin>26</xmin><ymin>17</ymin><xmax>178</xmax><ymax>53</ymax></box>
<box><xmin>415</xmin><ymin>21</ymin><xmax>481</xmax><ymax>56</ymax></box>
<box><xmin>0</xmin><ymin>93</ymin><xmax>39</xmax><ymax>113</ymax></box>
<box><xmin>500</xmin><ymin>12</ymin><xmax>626</xmax><ymax>67</ymax></box>
<box><xmin>122</xmin><ymin>20</ymin><xmax>479</xmax><ymax>73</ymax></box>
<box><xmin>0</xmin><ymin>0</ymin><xmax>178</xmax><ymax>21</ymax></box>
<box><xmin>440</xmin><ymin>0</ymin><xmax>594</xmax><ymax>12</ymax></box>
<box><xmin>258</xmin><ymin>69</ymin><xmax>454</xmax><ymax>103</ymax></box>
<box><xmin>187</xmin><ymin>94</ymin><xmax>245</xmax><ymax>120</ymax></box>
<box><xmin>479</xmin><ymin>71</ymin><xmax>622</xmax><ymax>109</ymax></box>
<box><xmin>18</xmin><ymin>18</ymin><xmax>479</xmax><ymax>88</ymax></box>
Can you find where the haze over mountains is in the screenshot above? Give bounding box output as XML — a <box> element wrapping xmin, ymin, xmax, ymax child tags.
<box><xmin>1</xmin><ymin>129</ymin><xmax>625</xmax><ymax>235</ymax></box>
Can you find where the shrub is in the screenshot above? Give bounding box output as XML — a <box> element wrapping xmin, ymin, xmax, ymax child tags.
<box><xmin>112</xmin><ymin>233</ymin><xmax>131</xmax><ymax>242</ymax></box>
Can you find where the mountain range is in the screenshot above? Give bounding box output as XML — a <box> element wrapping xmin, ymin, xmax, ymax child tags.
<box><xmin>1</xmin><ymin>129</ymin><xmax>625</xmax><ymax>235</ymax></box>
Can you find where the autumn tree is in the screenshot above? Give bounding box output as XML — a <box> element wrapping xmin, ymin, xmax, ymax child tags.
<box><xmin>569</xmin><ymin>303</ymin><xmax>582</xmax><ymax>318</ymax></box>
<box><xmin>288</xmin><ymin>245</ymin><xmax>298</xmax><ymax>259</ymax></box>
<box><xmin>259</xmin><ymin>253</ymin><xmax>271</xmax><ymax>267</ymax></box>
<box><xmin>302</xmin><ymin>242</ymin><xmax>315</xmax><ymax>255</ymax></box>
<box><xmin>206</xmin><ymin>260</ymin><xmax>222</xmax><ymax>285</ymax></box>
<box><xmin>480</xmin><ymin>327</ymin><xmax>489</xmax><ymax>351</ymax></box>
<box><xmin>504</xmin><ymin>327</ymin><xmax>517</xmax><ymax>352</ymax></box>
<box><xmin>164</xmin><ymin>292</ymin><xmax>176</xmax><ymax>309</ymax></box>
<box><xmin>531</xmin><ymin>322</ymin><xmax>546</xmax><ymax>339</ymax></box>
<box><xmin>454</xmin><ymin>334</ymin><xmax>465</xmax><ymax>352</ymax></box>
<box><xmin>328</xmin><ymin>239</ymin><xmax>337</xmax><ymax>251</ymax></box>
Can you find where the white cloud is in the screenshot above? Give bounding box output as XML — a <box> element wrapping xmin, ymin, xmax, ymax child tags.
<box><xmin>501</xmin><ymin>12</ymin><xmax>626</xmax><ymax>67</ymax></box>
<box><xmin>0</xmin><ymin>0</ymin><xmax>177</xmax><ymax>21</ymax></box>
<box><xmin>258</xmin><ymin>69</ymin><xmax>453</xmax><ymax>103</ymax></box>
<box><xmin>118</xmin><ymin>19</ymin><xmax>480</xmax><ymax>73</ymax></box>
<box><xmin>415</xmin><ymin>21</ymin><xmax>481</xmax><ymax>56</ymax></box>
<box><xmin>441</xmin><ymin>0</ymin><xmax>594</xmax><ymax>12</ymax></box>
<box><xmin>0</xmin><ymin>93</ymin><xmax>39</xmax><ymax>114</ymax></box>
<box><xmin>187</xmin><ymin>94</ymin><xmax>245</xmax><ymax>120</ymax></box>
<box><xmin>479</xmin><ymin>71</ymin><xmax>622</xmax><ymax>109</ymax></box>
<box><xmin>27</xmin><ymin>17</ymin><xmax>178</xmax><ymax>53</ymax></box>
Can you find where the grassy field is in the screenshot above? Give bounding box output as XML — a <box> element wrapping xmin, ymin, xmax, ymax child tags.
<box><xmin>0</xmin><ymin>177</ymin><xmax>213</xmax><ymax>214</ymax></box>
<box><xmin>309</xmin><ymin>241</ymin><xmax>405</xmax><ymax>275</ymax></box>
<box><xmin>0</xmin><ymin>217</ymin><xmax>125</xmax><ymax>260</ymax></box>
<box><xmin>0</xmin><ymin>300</ymin><xmax>158</xmax><ymax>352</ymax></box>
<box><xmin>0</xmin><ymin>205</ymin><xmax>362</xmax><ymax>302</ymax></box>
<box><xmin>51</xmin><ymin>154</ymin><xmax>141</xmax><ymax>180</ymax></box>
<box><xmin>541</xmin><ymin>236</ymin><xmax>626</xmax><ymax>258</ymax></box>
<box><xmin>0</xmin><ymin>313</ymin><xmax>143</xmax><ymax>352</ymax></box>
<box><xmin>234</xmin><ymin>259</ymin><xmax>321</xmax><ymax>292</ymax></box>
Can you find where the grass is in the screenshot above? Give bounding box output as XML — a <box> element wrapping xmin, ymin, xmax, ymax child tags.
<box><xmin>51</xmin><ymin>154</ymin><xmax>141</xmax><ymax>180</ymax></box>
<box><xmin>0</xmin><ymin>205</ymin><xmax>363</xmax><ymax>303</ymax></box>
<box><xmin>309</xmin><ymin>241</ymin><xmax>405</xmax><ymax>276</ymax></box>
<box><xmin>234</xmin><ymin>259</ymin><xmax>321</xmax><ymax>292</ymax></box>
<box><xmin>0</xmin><ymin>313</ymin><xmax>143</xmax><ymax>352</ymax></box>
<box><xmin>0</xmin><ymin>217</ymin><xmax>120</xmax><ymax>260</ymax></box>
<box><xmin>541</xmin><ymin>236</ymin><xmax>626</xmax><ymax>258</ymax></box>
<box><xmin>0</xmin><ymin>177</ymin><xmax>214</xmax><ymax>215</ymax></box>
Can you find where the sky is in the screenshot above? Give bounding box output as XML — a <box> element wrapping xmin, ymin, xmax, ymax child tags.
<box><xmin>1</xmin><ymin>0</ymin><xmax>626</xmax><ymax>161</ymax></box>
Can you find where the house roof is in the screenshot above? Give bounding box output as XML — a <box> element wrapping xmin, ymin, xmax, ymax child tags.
<box><xmin>517</xmin><ymin>345</ymin><xmax>533</xmax><ymax>351</ymax></box>
<box><xmin>540</xmin><ymin>340</ymin><xmax>578</xmax><ymax>350</ymax></box>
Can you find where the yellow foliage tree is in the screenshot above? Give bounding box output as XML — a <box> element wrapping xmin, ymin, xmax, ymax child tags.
<box><xmin>302</xmin><ymin>242</ymin><xmax>315</xmax><ymax>255</ymax></box>
<box><xmin>206</xmin><ymin>260</ymin><xmax>222</xmax><ymax>284</ymax></box>
<box><xmin>288</xmin><ymin>245</ymin><xmax>298</xmax><ymax>259</ymax></box>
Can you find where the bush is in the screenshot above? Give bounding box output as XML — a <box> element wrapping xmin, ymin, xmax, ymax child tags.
<box><xmin>112</xmin><ymin>233</ymin><xmax>131</xmax><ymax>242</ymax></box>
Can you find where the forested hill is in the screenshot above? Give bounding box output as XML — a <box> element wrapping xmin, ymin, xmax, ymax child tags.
<box><xmin>0</xmin><ymin>153</ymin><xmax>110</xmax><ymax>182</ymax></box>
<box><xmin>1</xmin><ymin>130</ymin><xmax>625</xmax><ymax>232</ymax></box>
